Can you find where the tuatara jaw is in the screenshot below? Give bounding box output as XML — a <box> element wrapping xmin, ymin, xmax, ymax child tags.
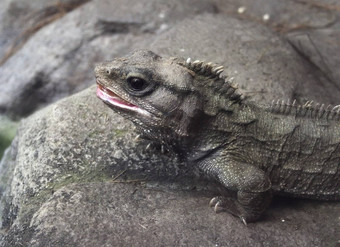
<box><xmin>96</xmin><ymin>81</ymin><xmax>150</xmax><ymax>116</ymax></box>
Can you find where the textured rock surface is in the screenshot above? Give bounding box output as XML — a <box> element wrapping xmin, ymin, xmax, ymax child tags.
<box><xmin>287</xmin><ymin>23</ymin><xmax>340</xmax><ymax>90</ymax></box>
<box><xmin>0</xmin><ymin>0</ymin><xmax>92</xmax><ymax>60</ymax></box>
<box><xmin>0</xmin><ymin>86</ymin><xmax>339</xmax><ymax>247</ymax></box>
<box><xmin>211</xmin><ymin>0</ymin><xmax>340</xmax><ymax>101</ymax></box>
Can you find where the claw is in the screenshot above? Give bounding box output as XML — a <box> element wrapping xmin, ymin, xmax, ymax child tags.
<box><xmin>214</xmin><ymin>201</ymin><xmax>225</xmax><ymax>213</ymax></box>
<box><xmin>210</xmin><ymin>197</ymin><xmax>226</xmax><ymax>213</ymax></box>
<box><xmin>134</xmin><ymin>135</ymin><xmax>141</xmax><ymax>141</ymax></box>
<box><xmin>209</xmin><ymin>197</ymin><xmax>219</xmax><ymax>207</ymax></box>
<box><xmin>240</xmin><ymin>217</ymin><xmax>248</xmax><ymax>226</ymax></box>
<box><xmin>145</xmin><ymin>143</ymin><xmax>151</xmax><ymax>150</ymax></box>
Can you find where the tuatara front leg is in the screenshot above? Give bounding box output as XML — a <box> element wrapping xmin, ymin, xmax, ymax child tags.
<box><xmin>199</xmin><ymin>152</ymin><xmax>272</xmax><ymax>224</ymax></box>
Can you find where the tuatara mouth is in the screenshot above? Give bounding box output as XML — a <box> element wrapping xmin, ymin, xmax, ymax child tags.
<box><xmin>96</xmin><ymin>81</ymin><xmax>151</xmax><ymax>116</ymax></box>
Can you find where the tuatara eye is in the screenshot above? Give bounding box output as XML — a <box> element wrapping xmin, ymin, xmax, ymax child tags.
<box><xmin>125</xmin><ymin>73</ymin><xmax>156</xmax><ymax>97</ymax></box>
<box><xmin>127</xmin><ymin>77</ymin><xmax>148</xmax><ymax>91</ymax></box>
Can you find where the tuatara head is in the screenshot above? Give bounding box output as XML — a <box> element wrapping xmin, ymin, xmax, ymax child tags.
<box><xmin>95</xmin><ymin>50</ymin><xmax>242</xmax><ymax>148</ymax></box>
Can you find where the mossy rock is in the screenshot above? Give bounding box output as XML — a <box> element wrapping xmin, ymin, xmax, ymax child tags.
<box><xmin>0</xmin><ymin>116</ymin><xmax>18</xmax><ymax>160</ymax></box>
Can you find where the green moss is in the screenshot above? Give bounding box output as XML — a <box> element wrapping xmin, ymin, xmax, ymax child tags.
<box><xmin>88</xmin><ymin>128</ymin><xmax>128</xmax><ymax>139</ymax></box>
<box><xmin>113</xmin><ymin>129</ymin><xmax>128</xmax><ymax>137</ymax></box>
<box><xmin>88</xmin><ymin>129</ymin><xmax>105</xmax><ymax>138</ymax></box>
<box><xmin>45</xmin><ymin>168</ymin><xmax>118</xmax><ymax>192</ymax></box>
<box><xmin>0</xmin><ymin>115</ymin><xmax>18</xmax><ymax>160</ymax></box>
<box><xmin>17</xmin><ymin>167</ymin><xmax>116</xmax><ymax>226</ymax></box>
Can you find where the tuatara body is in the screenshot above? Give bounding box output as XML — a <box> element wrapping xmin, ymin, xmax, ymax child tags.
<box><xmin>95</xmin><ymin>50</ymin><xmax>340</xmax><ymax>223</ymax></box>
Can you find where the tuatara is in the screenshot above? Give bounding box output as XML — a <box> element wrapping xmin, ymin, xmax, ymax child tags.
<box><xmin>95</xmin><ymin>50</ymin><xmax>340</xmax><ymax>223</ymax></box>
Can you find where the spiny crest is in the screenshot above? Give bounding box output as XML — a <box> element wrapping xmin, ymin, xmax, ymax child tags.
<box><xmin>184</xmin><ymin>57</ymin><xmax>224</xmax><ymax>78</ymax></box>
<box><xmin>270</xmin><ymin>99</ymin><xmax>340</xmax><ymax>121</ymax></box>
<box><xmin>176</xmin><ymin>57</ymin><xmax>243</xmax><ymax>103</ymax></box>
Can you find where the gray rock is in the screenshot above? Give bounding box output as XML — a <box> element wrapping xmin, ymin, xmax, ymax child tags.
<box><xmin>287</xmin><ymin>22</ymin><xmax>340</xmax><ymax>91</ymax></box>
<box><xmin>0</xmin><ymin>0</ymin><xmax>53</xmax><ymax>59</ymax></box>
<box><xmin>0</xmin><ymin>86</ymin><xmax>339</xmax><ymax>247</ymax></box>
<box><xmin>210</xmin><ymin>0</ymin><xmax>340</xmax><ymax>102</ymax></box>
<box><xmin>212</xmin><ymin>0</ymin><xmax>338</xmax><ymax>30</ymax></box>
<box><xmin>0</xmin><ymin>0</ymin><xmax>92</xmax><ymax>65</ymax></box>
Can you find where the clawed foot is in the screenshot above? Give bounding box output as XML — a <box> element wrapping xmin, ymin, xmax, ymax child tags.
<box><xmin>134</xmin><ymin>134</ymin><xmax>167</xmax><ymax>154</ymax></box>
<box><xmin>209</xmin><ymin>196</ymin><xmax>228</xmax><ymax>213</ymax></box>
<box><xmin>209</xmin><ymin>196</ymin><xmax>248</xmax><ymax>225</ymax></box>
<box><xmin>145</xmin><ymin>142</ymin><xmax>167</xmax><ymax>154</ymax></box>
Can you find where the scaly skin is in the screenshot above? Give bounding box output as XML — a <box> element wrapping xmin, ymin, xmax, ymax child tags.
<box><xmin>95</xmin><ymin>50</ymin><xmax>340</xmax><ymax>223</ymax></box>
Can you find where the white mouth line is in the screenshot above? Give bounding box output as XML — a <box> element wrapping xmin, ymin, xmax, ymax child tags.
<box><xmin>97</xmin><ymin>86</ymin><xmax>151</xmax><ymax>116</ymax></box>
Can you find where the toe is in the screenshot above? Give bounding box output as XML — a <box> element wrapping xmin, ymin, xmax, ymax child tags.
<box><xmin>214</xmin><ymin>201</ymin><xmax>226</xmax><ymax>213</ymax></box>
<box><xmin>209</xmin><ymin>196</ymin><xmax>220</xmax><ymax>207</ymax></box>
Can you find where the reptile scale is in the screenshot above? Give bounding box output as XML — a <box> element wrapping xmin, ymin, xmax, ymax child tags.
<box><xmin>95</xmin><ymin>50</ymin><xmax>340</xmax><ymax>223</ymax></box>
